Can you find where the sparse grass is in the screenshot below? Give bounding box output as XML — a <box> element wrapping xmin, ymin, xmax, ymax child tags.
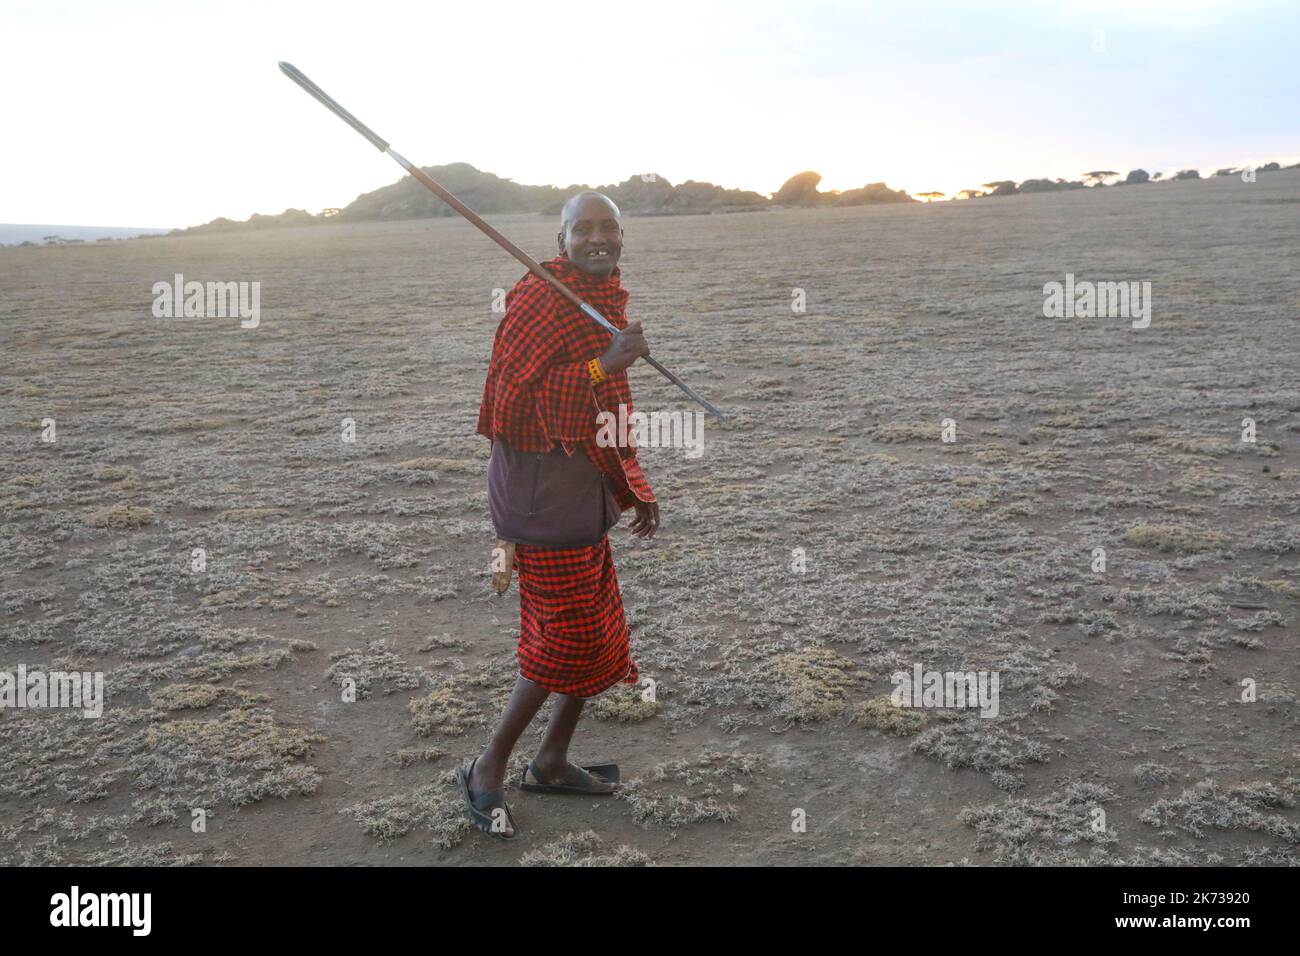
<box><xmin>5</xmin><ymin>181</ymin><xmax>1298</xmax><ymax>864</ymax></box>
<box><xmin>1140</xmin><ymin>779</ymin><xmax>1299</xmax><ymax>842</ymax></box>
<box><xmin>324</xmin><ymin>639</ymin><xmax>424</xmax><ymax>699</ymax></box>
<box><xmin>340</xmin><ymin>771</ymin><xmax>471</xmax><ymax>848</ymax></box>
<box><xmin>853</xmin><ymin>695</ymin><xmax>929</xmax><ymax>735</ymax></box>
<box><xmin>149</xmin><ymin>683</ymin><xmax>267</xmax><ymax>711</ymax></box>
<box><xmin>395</xmin><ymin>457</ymin><xmax>479</xmax><ymax>474</ymax></box>
<box><xmin>386</xmin><ymin>748</ymin><xmax>447</xmax><ymax>768</ymax></box>
<box><xmin>132</xmin><ymin>707</ymin><xmax>325</xmax><ymax>810</ymax></box>
<box><xmin>874</xmin><ymin>422</ymin><xmax>939</xmax><ymax>443</ymax></box>
<box><xmin>409</xmin><ymin>677</ymin><xmax>482</xmax><ymax>736</ymax></box>
<box><xmin>617</xmin><ymin>786</ymin><xmax>739</xmax><ymax>829</ymax></box>
<box><xmin>959</xmin><ymin>782</ymin><xmax>1118</xmax><ymax>864</ymax></box>
<box><xmin>91</xmin><ymin>464</ymin><xmax>136</xmax><ymax>482</ymax></box>
<box><xmin>217</xmin><ymin>508</ymin><xmax>283</xmax><ymax>522</ymax></box>
<box><xmin>590</xmin><ymin>685</ymin><xmax>660</xmax><ymax>722</ymax></box>
<box><xmin>1124</xmin><ymin>524</ymin><xmax>1231</xmax><ymax>553</ymax></box>
<box><xmin>519</xmin><ymin>830</ymin><xmax>652</xmax><ymax>866</ymax></box>
<box><xmin>912</xmin><ymin>716</ymin><xmax>1051</xmax><ymax>791</ymax></box>
<box><xmin>84</xmin><ymin>504</ymin><xmax>156</xmax><ymax>528</ymax></box>
<box><xmin>1134</xmin><ymin>763</ymin><xmax>1177</xmax><ymax>788</ymax></box>
<box><xmin>764</xmin><ymin>646</ymin><xmax>859</xmax><ymax>722</ymax></box>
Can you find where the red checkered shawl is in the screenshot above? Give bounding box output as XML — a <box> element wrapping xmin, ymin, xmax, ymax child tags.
<box><xmin>476</xmin><ymin>253</ymin><xmax>655</xmax><ymax>510</ymax></box>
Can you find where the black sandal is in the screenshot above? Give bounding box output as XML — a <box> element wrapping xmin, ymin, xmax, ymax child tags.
<box><xmin>520</xmin><ymin>760</ymin><xmax>622</xmax><ymax>795</ymax></box>
<box><xmin>455</xmin><ymin>757</ymin><xmax>518</xmax><ymax>839</ymax></box>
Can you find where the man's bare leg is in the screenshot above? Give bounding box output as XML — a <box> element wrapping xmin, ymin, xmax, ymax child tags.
<box><xmin>529</xmin><ymin>694</ymin><xmax>618</xmax><ymax>792</ymax></box>
<box><xmin>468</xmin><ymin>675</ymin><xmax>550</xmax><ymax>835</ymax></box>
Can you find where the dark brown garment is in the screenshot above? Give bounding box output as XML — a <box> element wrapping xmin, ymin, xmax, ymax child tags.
<box><xmin>488</xmin><ymin>438</ymin><xmax>621</xmax><ymax>549</ymax></box>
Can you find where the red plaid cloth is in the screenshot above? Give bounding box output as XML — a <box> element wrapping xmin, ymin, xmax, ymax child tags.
<box><xmin>476</xmin><ymin>253</ymin><xmax>654</xmax><ymax>510</ymax></box>
<box><xmin>514</xmin><ymin>539</ymin><xmax>639</xmax><ymax>697</ymax></box>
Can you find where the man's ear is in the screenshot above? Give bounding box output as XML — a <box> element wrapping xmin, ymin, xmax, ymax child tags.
<box><xmin>557</xmin><ymin>230</ymin><xmax>566</xmax><ymax>255</ymax></box>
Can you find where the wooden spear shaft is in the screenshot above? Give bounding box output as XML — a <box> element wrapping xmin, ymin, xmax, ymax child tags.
<box><xmin>278</xmin><ymin>61</ymin><xmax>725</xmax><ymax>420</ymax></box>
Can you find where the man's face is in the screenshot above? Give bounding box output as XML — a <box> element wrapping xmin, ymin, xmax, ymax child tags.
<box><xmin>559</xmin><ymin>196</ymin><xmax>623</xmax><ymax>278</ymax></box>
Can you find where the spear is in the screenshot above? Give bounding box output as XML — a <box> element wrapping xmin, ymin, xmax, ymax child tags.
<box><xmin>277</xmin><ymin>61</ymin><xmax>725</xmax><ymax>420</ymax></box>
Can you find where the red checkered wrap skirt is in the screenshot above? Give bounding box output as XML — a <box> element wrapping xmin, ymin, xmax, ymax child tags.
<box><xmin>514</xmin><ymin>536</ymin><xmax>639</xmax><ymax>698</ymax></box>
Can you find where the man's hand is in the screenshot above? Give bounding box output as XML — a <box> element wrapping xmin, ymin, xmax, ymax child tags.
<box><xmin>600</xmin><ymin>320</ymin><xmax>650</xmax><ymax>374</ymax></box>
<box><xmin>629</xmin><ymin>499</ymin><xmax>660</xmax><ymax>539</ymax></box>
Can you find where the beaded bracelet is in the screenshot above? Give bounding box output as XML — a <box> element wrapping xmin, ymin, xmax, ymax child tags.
<box><xmin>587</xmin><ymin>357</ymin><xmax>607</xmax><ymax>386</ymax></box>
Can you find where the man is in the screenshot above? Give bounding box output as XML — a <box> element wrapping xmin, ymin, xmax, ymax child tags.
<box><xmin>456</xmin><ymin>191</ymin><xmax>660</xmax><ymax>839</ymax></box>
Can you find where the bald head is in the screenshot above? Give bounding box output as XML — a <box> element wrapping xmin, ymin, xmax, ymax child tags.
<box><xmin>557</xmin><ymin>191</ymin><xmax>624</xmax><ymax>279</ymax></box>
<box><xmin>559</xmin><ymin>191</ymin><xmax>621</xmax><ymax>231</ymax></box>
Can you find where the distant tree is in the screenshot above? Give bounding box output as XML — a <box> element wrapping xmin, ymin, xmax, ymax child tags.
<box><xmin>1171</xmin><ymin>169</ymin><xmax>1200</xmax><ymax>180</ymax></box>
<box><xmin>1214</xmin><ymin>167</ymin><xmax>1240</xmax><ymax>177</ymax></box>
<box><xmin>834</xmin><ymin>182</ymin><xmax>914</xmax><ymax>205</ymax></box>
<box><xmin>1124</xmin><ymin>169</ymin><xmax>1150</xmax><ymax>184</ymax></box>
<box><xmin>1082</xmin><ymin>170</ymin><xmax>1119</xmax><ymax>186</ymax></box>
<box><xmin>981</xmin><ymin>180</ymin><xmax>1019</xmax><ymax>196</ymax></box>
<box><xmin>956</xmin><ymin>189</ymin><xmax>987</xmax><ymax>200</ymax></box>
<box><xmin>42</xmin><ymin>235</ymin><xmax>64</xmax><ymax>245</ymax></box>
<box><xmin>916</xmin><ymin>192</ymin><xmax>945</xmax><ymax>202</ymax></box>
<box><xmin>1019</xmin><ymin>178</ymin><xmax>1084</xmax><ymax>193</ymax></box>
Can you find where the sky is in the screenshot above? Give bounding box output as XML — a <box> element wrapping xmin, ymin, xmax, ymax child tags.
<box><xmin>2</xmin><ymin>0</ymin><xmax>1297</xmax><ymax>227</ymax></box>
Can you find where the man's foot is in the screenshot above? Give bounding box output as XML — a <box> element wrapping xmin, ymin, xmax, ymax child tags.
<box><xmin>523</xmin><ymin>758</ymin><xmax>620</xmax><ymax>794</ymax></box>
<box><xmin>459</xmin><ymin>755</ymin><xmax>515</xmax><ymax>838</ymax></box>
<box><xmin>468</xmin><ymin>753</ymin><xmax>507</xmax><ymax>794</ymax></box>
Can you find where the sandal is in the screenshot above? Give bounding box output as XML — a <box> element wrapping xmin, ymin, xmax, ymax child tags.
<box><xmin>519</xmin><ymin>759</ymin><xmax>621</xmax><ymax>795</ymax></box>
<box><xmin>455</xmin><ymin>757</ymin><xmax>518</xmax><ymax>839</ymax></box>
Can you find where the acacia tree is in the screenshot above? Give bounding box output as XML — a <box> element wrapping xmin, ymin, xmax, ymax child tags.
<box><xmin>916</xmin><ymin>192</ymin><xmax>945</xmax><ymax>202</ymax></box>
<box><xmin>1082</xmin><ymin>170</ymin><xmax>1119</xmax><ymax>186</ymax></box>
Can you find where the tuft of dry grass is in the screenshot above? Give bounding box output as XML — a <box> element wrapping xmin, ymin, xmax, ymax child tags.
<box><xmin>324</xmin><ymin>639</ymin><xmax>424</xmax><ymax>699</ymax></box>
<box><xmin>385</xmin><ymin>748</ymin><xmax>447</xmax><ymax>768</ymax></box>
<box><xmin>395</xmin><ymin>456</ymin><xmax>479</xmax><ymax>474</ymax></box>
<box><xmin>974</xmin><ymin>445</ymin><xmax>1013</xmax><ymax>465</ymax></box>
<box><xmin>853</xmin><ymin>695</ymin><xmax>929</xmax><ymax>735</ymax></box>
<box><xmin>91</xmin><ymin>464</ymin><xmax>136</xmax><ymax>482</ymax></box>
<box><xmin>764</xmin><ymin>646</ymin><xmax>859</xmax><ymax>722</ymax></box>
<box><xmin>617</xmin><ymin>786</ymin><xmax>739</xmax><ymax>829</ymax></box>
<box><xmin>149</xmin><ymin>683</ymin><xmax>267</xmax><ymax>711</ymax></box>
<box><xmin>84</xmin><ymin>504</ymin><xmax>155</xmax><ymax>528</ymax></box>
<box><xmin>133</xmin><ymin>707</ymin><xmax>325</xmax><ymax>809</ymax></box>
<box><xmin>590</xmin><ymin>685</ymin><xmax>660</xmax><ymax>723</ymax></box>
<box><xmin>959</xmin><ymin>782</ymin><xmax>1118</xmax><ymax>864</ymax></box>
<box><xmin>339</xmin><ymin>771</ymin><xmax>471</xmax><ymax>848</ymax></box>
<box><xmin>912</xmin><ymin>716</ymin><xmax>1051</xmax><ymax>791</ymax></box>
<box><xmin>874</xmin><ymin>422</ymin><xmax>940</xmax><ymax>443</ymax></box>
<box><xmin>1140</xmin><ymin>778</ymin><xmax>1299</xmax><ymax>841</ymax></box>
<box><xmin>519</xmin><ymin>830</ymin><xmax>652</xmax><ymax>867</ymax></box>
<box><xmin>1124</xmin><ymin>524</ymin><xmax>1230</xmax><ymax>553</ymax></box>
<box><xmin>409</xmin><ymin>678</ymin><xmax>482</xmax><ymax>736</ymax></box>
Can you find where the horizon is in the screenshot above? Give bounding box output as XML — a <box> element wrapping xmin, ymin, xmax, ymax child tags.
<box><xmin>2</xmin><ymin>0</ymin><xmax>1297</xmax><ymax>227</ymax></box>
<box><xmin>6</xmin><ymin>156</ymin><xmax>1299</xmax><ymax>237</ymax></box>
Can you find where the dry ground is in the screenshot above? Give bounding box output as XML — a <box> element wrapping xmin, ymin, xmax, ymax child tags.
<box><xmin>1</xmin><ymin>171</ymin><xmax>1297</xmax><ymax>865</ymax></box>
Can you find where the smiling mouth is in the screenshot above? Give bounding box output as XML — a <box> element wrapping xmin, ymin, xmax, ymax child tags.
<box><xmin>587</xmin><ymin>249</ymin><xmax>612</xmax><ymax>259</ymax></box>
